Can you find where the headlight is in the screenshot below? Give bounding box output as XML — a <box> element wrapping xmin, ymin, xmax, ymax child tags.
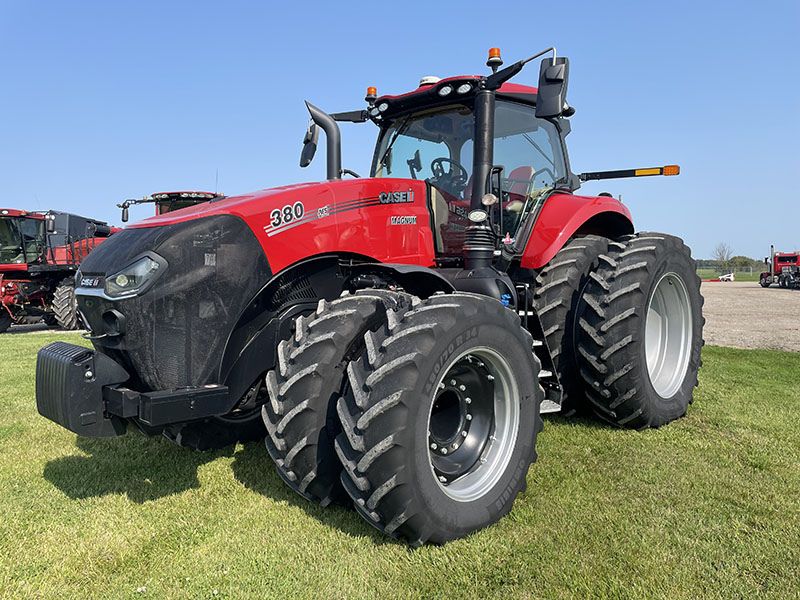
<box><xmin>438</xmin><ymin>85</ymin><xmax>453</xmax><ymax>97</ymax></box>
<box><xmin>104</xmin><ymin>255</ymin><xmax>163</xmax><ymax>298</ymax></box>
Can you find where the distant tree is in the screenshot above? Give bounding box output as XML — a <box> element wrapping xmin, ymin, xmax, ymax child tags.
<box><xmin>712</xmin><ymin>242</ymin><xmax>733</xmax><ymax>265</ymax></box>
<box><xmin>730</xmin><ymin>255</ymin><xmax>755</xmax><ymax>269</ymax></box>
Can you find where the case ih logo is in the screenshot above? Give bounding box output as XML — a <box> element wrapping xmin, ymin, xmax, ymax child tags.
<box><xmin>80</xmin><ymin>277</ymin><xmax>101</xmax><ymax>287</ymax></box>
<box><xmin>379</xmin><ymin>190</ymin><xmax>414</xmax><ymax>204</ymax></box>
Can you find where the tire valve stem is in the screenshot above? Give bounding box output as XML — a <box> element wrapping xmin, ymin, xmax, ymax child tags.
<box><xmin>438</xmin><ymin>475</ymin><xmax>448</xmax><ymax>484</ymax></box>
<box><xmin>486</xmin><ymin>374</ymin><xmax>494</xmax><ymax>381</ymax></box>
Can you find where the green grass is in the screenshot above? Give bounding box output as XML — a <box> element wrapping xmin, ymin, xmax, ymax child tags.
<box><xmin>1</xmin><ymin>333</ymin><xmax>799</xmax><ymax>599</ymax></box>
<box><xmin>697</xmin><ymin>269</ymin><xmax>760</xmax><ymax>282</ymax></box>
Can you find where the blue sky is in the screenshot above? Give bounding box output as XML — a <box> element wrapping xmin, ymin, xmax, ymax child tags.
<box><xmin>1</xmin><ymin>0</ymin><xmax>798</xmax><ymax>260</ymax></box>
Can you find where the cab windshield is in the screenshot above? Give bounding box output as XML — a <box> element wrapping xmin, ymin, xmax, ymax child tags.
<box><xmin>0</xmin><ymin>216</ymin><xmax>45</xmax><ymax>264</ymax></box>
<box><xmin>372</xmin><ymin>100</ymin><xmax>568</xmax><ymax>250</ymax></box>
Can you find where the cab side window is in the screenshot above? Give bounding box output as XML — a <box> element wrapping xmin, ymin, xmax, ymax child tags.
<box><xmin>493</xmin><ymin>101</ymin><xmax>566</xmax><ymax>190</ymax></box>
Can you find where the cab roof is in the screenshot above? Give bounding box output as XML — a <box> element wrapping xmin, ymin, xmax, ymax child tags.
<box><xmin>372</xmin><ymin>76</ymin><xmax>538</xmax><ymax>121</ymax></box>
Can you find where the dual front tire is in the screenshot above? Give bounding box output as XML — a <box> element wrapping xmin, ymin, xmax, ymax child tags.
<box><xmin>266</xmin><ymin>291</ymin><xmax>543</xmax><ymax>545</ymax></box>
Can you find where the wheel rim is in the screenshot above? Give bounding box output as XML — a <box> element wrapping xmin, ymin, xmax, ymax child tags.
<box><xmin>645</xmin><ymin>272</ymin><xmax>692</xmax><ymax>398</ymax></box>
<box><xmin>426</xmin><ymin>347</ymin><xmax>520</xmax><ymax>502</ymax></box>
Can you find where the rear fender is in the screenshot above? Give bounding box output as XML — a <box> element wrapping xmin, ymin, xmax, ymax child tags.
<box><xmin>520</xmin><ymin>193</ymin><xmax>634</xmax><ymax>269</ymax></box>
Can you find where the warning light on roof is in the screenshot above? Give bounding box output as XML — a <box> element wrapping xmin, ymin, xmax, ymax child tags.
<box><xmin>663</xmin><ymin>165</ymin><xmax>680</xmax><ymax>176</ymax></box>
<box><xmin>365</xmin><ymin>86</ymin><xmax>377</xmax><ymax>104</ymax></box>
<box><xmin>487</xmin><ymin>47</ymin><xmax>503</xmax><ymax>72</ymax></box>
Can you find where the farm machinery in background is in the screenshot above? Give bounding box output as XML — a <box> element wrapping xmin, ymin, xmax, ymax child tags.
<box><xmin>760</xmin><ymin>245</ymin><xmax>800</xmax><ymax>289</ymax></box>
<box><xmin>0</xmin><ymin>209</ymin><xmax>116</xmax><ymax>333</ymax></box>
<box><xmin>36</xmin><ymin>47</ymin><xmax>703</xmax><ymax>545</ymax></box>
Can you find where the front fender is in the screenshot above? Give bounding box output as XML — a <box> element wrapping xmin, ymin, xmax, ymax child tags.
<box><xmin>520</xmin><ymin>193</ymin><xmax>634</xmax><ymax>269</ymax></box>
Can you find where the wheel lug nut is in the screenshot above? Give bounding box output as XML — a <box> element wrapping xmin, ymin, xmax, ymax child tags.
<box><xmin>430</xmin><ymin>443</ymin><xmax>437</xmax><ymax>450</ymax></box>
<box><xmin>459</xmin><ymin>384</ymin><xmax>466</xmax><ymax>391</ymax></box>
<box><xmin>461</xmin><ymin>431</ymin><xmax>467</xmax><ymax>437</ymax></box>
<box><xmin>466</xmin><ymin>414</ymin><xmax>472</xmax><ymax>421</ymax></box>
<box><xmin>465</xmin><ymin>397</ymin><xmax>471</xmax><ymax>404</ymax></box>
<box><xmin>449</xmin><ymin>379</ymin><xmax>456</xmax><ymax>385</ymax></box>
<box><xmin>441</xmin><ymin>448</ymin><xmax>448</xmax><ymax>454</ymax></box>
<box><xmin>438</xmin><ymin>382</ymin><xmax>445</xmax><ymax>389</ymax></box>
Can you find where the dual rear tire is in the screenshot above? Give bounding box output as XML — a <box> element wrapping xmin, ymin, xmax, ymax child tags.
<box><xmin>576</xmin><ymin>233</ymin><xmax>704</xmax><ymax>428</ymax></box>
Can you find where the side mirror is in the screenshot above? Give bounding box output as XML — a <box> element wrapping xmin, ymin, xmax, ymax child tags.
<box><xmin>535</xmin><ymin>56</ymin><xmax>570</xmax><ymax>118</ymax></box>
<box><xmin>299</xmin><ymin>120</ymin><xmax>319</xmax><ymax>168</ymax></box>
<box><xmin>45</xmin><ymin>214</ymin><xmax>55</xmax><ymax>233</ymax></box>
<box><xmin>121</xmin><ymin>207</ymin><xmax>129</xmax><ymax>223</ymax></box>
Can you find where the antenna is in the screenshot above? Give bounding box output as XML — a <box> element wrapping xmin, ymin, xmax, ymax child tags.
<box><xmin>215</xmin><ymin>168</ymin><xmax>219</xmax><ymax>194</ymax></box>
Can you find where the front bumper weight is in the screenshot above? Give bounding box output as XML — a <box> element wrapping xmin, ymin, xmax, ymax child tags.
<box><xmin>36</xmin><ymin>342</ymin><xmax>129</xmax><ymax>438</ymax></box>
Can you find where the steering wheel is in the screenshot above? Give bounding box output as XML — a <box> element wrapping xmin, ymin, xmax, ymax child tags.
<box><xmin>430</xmin><ymin>157</ymin><xmax>469</xmax><ymax>194</ymax></box>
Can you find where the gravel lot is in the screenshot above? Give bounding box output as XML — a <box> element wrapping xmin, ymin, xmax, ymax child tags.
<box><xmin>701</xmin><ymin>281</ymin><xmax>800</xmax><ymax>352</ymax></box>
<box><xmin>3</xmin><ymin>281</ymin><xmax>798</xmax><ymax>353</ymax></box>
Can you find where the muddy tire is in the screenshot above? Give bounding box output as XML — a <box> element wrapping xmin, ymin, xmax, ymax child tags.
<box><xmin>162</xmin><ymin>380</ymin><xmax>268</xmax><ymax>451</ymax></box>
<box><xmin>336</xmin><ymin>293</ymin><xmax>542</xmax><ymax>545</ymax></box>
<box><xmin>53</xmin><ymin>278</ymin><xmax>79</xmax><ymax>330</ymax></box>
<box><xmin>532</xmin><ymin>234</ymin><xmax>609</xmax><ymax>415</ymax></box>
<box><xmin>263</xmin><ymin>290</ymin><xmax>412</xmax><ymax>506</ymax></box>
<box><xmin>576</xmin><ymin>233</ymin><xmax>704</xmax><ymax>428</ymax></box>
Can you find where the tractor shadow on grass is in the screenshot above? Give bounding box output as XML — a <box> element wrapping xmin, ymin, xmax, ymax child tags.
<box><xmin>230</xmin><ymin>442</ymin><xmax>398</xmax><ymax>547</ymax></box>
<box><xmin>43</xmin><ymin>433</ymin><xmax>232</xmax><ymax>503</ymax></box>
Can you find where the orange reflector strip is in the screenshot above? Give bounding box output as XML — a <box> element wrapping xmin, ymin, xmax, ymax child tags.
<box><xmin>663</xmin><ymin>164</ymin><xmax>680</xmax><ymax>176</ymax></box>
<box><xmin>634</xmin><ymin>168</ymin><xmax>661</xmax><ymax>176</ymax></box>
<box><xmin>488</xmin><ymin>47</ymin><xmax>501</xmax><ymax>58</ymax></box>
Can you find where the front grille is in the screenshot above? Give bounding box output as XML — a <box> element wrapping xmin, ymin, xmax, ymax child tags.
<box><xmin>77</xmin><ymin>215</ymin><xmax>271</xmax><ymax>391</ymax></box>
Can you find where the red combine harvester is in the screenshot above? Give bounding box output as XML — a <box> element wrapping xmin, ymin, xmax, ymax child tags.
<box><xmin>117</xmin><ymin>191</ymin><xmax>222</xmax><ymax>222</ymax></box>
<box><xmin>760</xmin><ymin>245</ymin><xmax>800</xmax><ymax>288</ymax></box>
<box><xmin>0</xmin><ymin>209</ymin><xmax>116</xmax><ymax>332</ymax></box>
<box><xmin>36</xmin><ymin>48</ymin><xmax>703</xmax><ymax>544</ymax></box>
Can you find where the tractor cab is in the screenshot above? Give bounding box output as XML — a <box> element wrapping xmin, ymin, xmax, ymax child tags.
<box><xmin>369</xmin><ymin>85</ymin><xmax>571</xmax><ymax>255</ymax></box>
<box><xmin>0</xmin><ymin>210</ymin><xmax>46</xmax><ymax>266</ymax></box>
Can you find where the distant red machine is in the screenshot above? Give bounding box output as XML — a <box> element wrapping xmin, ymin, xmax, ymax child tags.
<box><xmin>760</xmin><ymin>245</ymin><xmax>800</xmax><ymax>289</ymax></box>
<box><xmin>0</xmin><ymin>209</ymin><xmax>118</xmax><ymax>332</ymax></box>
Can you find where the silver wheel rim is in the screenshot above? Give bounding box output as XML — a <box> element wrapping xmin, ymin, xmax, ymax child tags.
<box><xmin>645</xmin><ymin>272</ymin><xmax>692</xmax><ymax>398</ymax></box>
<box><xmin>426</xmin><ymin>347</ymin><xmax>520</xmax><ymax>502</ymax></box>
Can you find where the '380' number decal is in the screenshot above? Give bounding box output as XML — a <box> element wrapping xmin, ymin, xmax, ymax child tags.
<box><xmin>270</xmin><ymin>201</ymin><xmax>305</xmax><ymax>227</ymax></box>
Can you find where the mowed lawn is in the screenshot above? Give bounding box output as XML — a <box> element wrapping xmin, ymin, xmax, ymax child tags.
<box><xmin>1</xmin><ymin>333</ymin><xmax>798</xmax><ymax>600</ymax></box>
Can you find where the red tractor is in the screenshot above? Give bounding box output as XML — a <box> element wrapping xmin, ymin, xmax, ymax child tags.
<box><xmin>36</xmin><ymin>48</ymin><xmax>703</xmax><ymax>544</ymax></box>
<box><xmin>760</xmin><ymin>245</ymin><xmax>800</xmax><ymax>288</ymax></box>
<box><xmin>0</xmin><ymin>209</ymin><xmax>116</xmax><ymax>332</ymax></box>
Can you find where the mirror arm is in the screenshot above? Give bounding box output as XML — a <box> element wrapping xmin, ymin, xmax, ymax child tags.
<box><xmin>305</xmin><ymin>101</ymin><xmax>342</xmax><ymax>180</ymax></box>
